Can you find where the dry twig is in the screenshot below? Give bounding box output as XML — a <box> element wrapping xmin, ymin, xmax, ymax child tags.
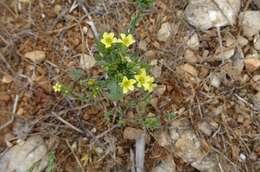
<box><xmin>66</xmin><ymin>139</ymin><xmax>85</xmax><ymax>172</ymax></box>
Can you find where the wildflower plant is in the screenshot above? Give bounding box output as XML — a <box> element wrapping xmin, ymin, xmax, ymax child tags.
<box><xmin>95</xmin><ymin>32</ymin><xmax>156</xmax><ymax>100</ymax></box>
<box><xmin>52</xmin><ymin>2</ymin><xmax>158</xmax><ymax>128</ymax></box>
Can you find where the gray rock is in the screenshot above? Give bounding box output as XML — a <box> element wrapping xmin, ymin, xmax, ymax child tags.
<box><xmin>0</xmin><ymin>136</ymin><xmax>48</xmax><ymax>172</ymax></box>
<box><xmin>251</xmin><ymin>75</ymin><xmax>260</xmax><ymax>91</ymax></box>
<box><xmin>80</xmin><ymin>54</ymin><xmax>96</xmax><ymax>70</ymax></box>
<box><xmin>191</xmin><ymin>153</ymin><xmax>221</xmax><ymax>172</ymax></box>
<box><xmin>24</xmin><ymin>50</ymin><xmax>46</xmax><ymax>64</ymax></box>
<box><xmin>185</xmin><ymin>0</ymin><xmax>241</xmax><ymax>30</ymax></box>
<box><xmin>151</xmin><ymin>65</ymin><xmax>162</xmax><ymax>78</ymax></box>
<box><xmin>157</xmin><ymin>23</ymin><xmax>173</xmax><ymax>42</ymax></box>
<box><xmin>187</xmin><ymin>33</ymin><xmax>200</xmax><ymax>50</ymax></box>
<box><xmin>244</xmin><ymin>54</ymin><xmax>260</xmax><ymax>72</ymax></box>
<box><xmin>210</xmin><ymin>74</ymin><xmax>222</xmax><ymax>88</ymax></box>
<box><xmin>157</xmin><ymin>131</ymin><xmax>172</xmax><ymax>147</ymax></box>
<box><xmin>175</xmin><ymin>130</ymin><xmax>205</xmax><ymax>163</ymax></box>
<box><xmin>237</xmin><ymin>36</ymin><xmax>249</xmax><ymax>47</ymax></box>
<box><xmin>138</xmin><ymin>40</ymin><xmax>148</xmax><ymax>51</ymax></box>
<box><xmin>254</xmin><ymin>35</ymin><xmax>260</xmax><ymax>50</ymax></box>
<box><xmin>152</xmin><ymin>159</ymin><xmax>176</xmax><ymax>172</ymax></box>
<box><xmin>214</xmin><ymin>48</ymin><xmax>235</xmax><ymax>61</ymax></box>
<box><xmin>239</xmin><ymin>11</ymin><xmax>260</xmax><ymax>37</ymax></box>
<box><xmin>198</xmin><ymin>121</ymin><xmax>214</xmax><ymax>136</ymax></box>
<box><xmin>184</xmin><ymin>49</ymin><xmax>201</xmax><ymax>63</ymax></box>
<box><xmin>158</xmin><ymin>119</ymin><xmax>230</xmax><ymax>172</ymax></box>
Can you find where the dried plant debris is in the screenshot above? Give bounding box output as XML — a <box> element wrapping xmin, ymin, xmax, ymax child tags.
<box><xmin>0</xmin><ymin>0</ymin><xmax>259</xmax><ymax>171</ymax></box>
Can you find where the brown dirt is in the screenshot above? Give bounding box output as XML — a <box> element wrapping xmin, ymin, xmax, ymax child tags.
<box><xmin>0</xmin><ymin>0</ymin><xmax>259</xmax><ymax>172</ymax></box>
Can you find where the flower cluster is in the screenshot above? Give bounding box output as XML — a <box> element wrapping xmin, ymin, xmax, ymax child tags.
<box><xmin>100</xmin><ymin>32</ymin><xmax>156</xmax><ymax>95</ymax></box>
<box><xmin>53</xmin><ymin>82</ymin><xmax>69</xmax><ymax>95</ymax></box>
<box><xmin>101</xmin><ymin>32</ymin><xmax>135</xmax><ymax>48</ymax></box>
<box><xmin>53</xmin><ymin>83</ymin><xmax>62</xmax><ymax>92</ymax></box>
<box><xmin>53</xmin><ymin>32</ymin><xmax>156</xmax><ymax>98</ymax></box>
<box><xmin>120</xmin><ymin>68</ymin><xmax>156</xmax><ymax>94</ymax></box>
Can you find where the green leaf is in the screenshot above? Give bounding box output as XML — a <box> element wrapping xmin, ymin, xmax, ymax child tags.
<box><xmin>47</xmin><ymin>150</ymin><xmax>56</xmax><ymax>172</ymax></box>
<box><xmin>128</xmin><ymin>14</ymin><xmax>140</xmax><ymax>34</ymax></box>
<box><xmin>69</xmin><ymin>68</ymin><xmax>83</xmax><ymax>81</ymax></box>
<box><xmin>107</xmin><ymin>80</ymin><xmax>123</xmax><ymax>101</ymax></box>
<box><xmin>134</xmin><ymin>0</ymin><xmax>155</xmax><ymax>9</ymax></box>
<box><xmin>164</xmin><ymin>112</ymin><xmax>176</xmax><ymax>121</ymax></box>
<box><xmin>142</xmin><ymin>117</ymin><xmax>161</xmax><ymax>130</ymax></box>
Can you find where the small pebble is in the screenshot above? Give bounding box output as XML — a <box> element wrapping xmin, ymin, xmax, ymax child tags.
<box><xmin>239</xmin><ymin>153</ymin><xmax>247</xmax><ymax>161</ymax></box>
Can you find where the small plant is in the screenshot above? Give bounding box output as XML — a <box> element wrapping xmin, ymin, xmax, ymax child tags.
<box><xmin>97</xmin><ymin>32</ymin><xmax>156</xmax><ymax>99</ymax></box>
<box><xmin>134</xmin><ymin>0</ymin><xmax>155</xmax><ymax>9</ymax></box>
<box><xmin>164</xmin><ymin>112</ymin><xmax>176</xmax><ymax>121</ymax></box>
<box><xmin>52</xmin><ymin>2</ymin><xmax>158</xmax><ymax>128</ymax></box>
<box><xmin>141</xmin><ymin>116</ymin><xmax>161</xmax><ymax>130</ymax></box>
<box><xmin>47</xmin><ymin>150</ymin><xmax>56</xmax><ymax>172</ymax></box>
<box><xmin>53</xmin><ymin>32</ymin><xmax>156</xmax><ymax>100</ymax></box>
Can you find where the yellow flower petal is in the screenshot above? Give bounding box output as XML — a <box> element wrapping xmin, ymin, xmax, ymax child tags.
<box><xmin>120</xmin><ymin>33</ymin><xmax>126</xmax><ymax>39</ymax></box>
<box><xmin>134</xmin><ymin>69</ymin><xmax>156</xmax><ymax>92</ymax></box>
<box><xmin>120</xmin><ymin>76</ymin><xmax>136</xmax><ymax>94</ymax></box>
<box><xmin>101</xmin><ymin>32</ymin><xmax>117</xmax><ymax>48</ymax></box>
<box><xmin>118</xmin><ymin>33</ymin><xmax>135</xmax><ymax>47</ymax></box>
<box><xmin>135</xmin><ymin>68</ymin><xmax>148</xmax><ymax>87</ymax></box>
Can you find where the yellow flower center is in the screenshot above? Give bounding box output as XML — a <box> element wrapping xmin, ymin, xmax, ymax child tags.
<box><xmin>105</xmin><ymin>37</ymin><xmax>113</xmax><ymax>45</ymax></box>
<box><xmin>122</xmin><ymin>80</ymin><xmax>131</xmax><ymax>88</ymax></box>
<box><xmin>53</xmin><ymin>83</ymin><xmax>62</xmax><ymax>92</ymax></box>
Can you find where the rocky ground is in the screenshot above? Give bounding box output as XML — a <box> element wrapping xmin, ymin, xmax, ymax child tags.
<box><xmin>0</xmin><ymin>0</ymin><xmax>260</xmax><ymax>172</ymax></box>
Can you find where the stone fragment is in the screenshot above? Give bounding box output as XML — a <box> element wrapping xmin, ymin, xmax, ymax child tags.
<box><xmin>187</xmin><ymin>33</ymin><xmax>200</xmax><ymax>50</ymax></box>
<box><xmin>185</xmin><ymin>0</ymin><xmax>241</xmax><ymax>30</ymax></box>
<box><xmin>198</xmin><ymin>121</ymin><xmax>214</xmax><ymax>136</ymax></box>
<box><xmin>157</xmin><ymin>131</ymin><xmax>172</xmax><ymax>147</ymax></box>
<box><xmin>239</xmin><ymin>11</ymin><xmax>260</xmax><ymax>37</ymax></box>
<box><xmin>254</xmin><ymin>35</ymin><xmax>260</xmax><ymax>51</ymax></box>
<box><xmin>177</xmin><ymin>64</ymin><xmax>198</xmax><ymax>77</ymax></box>
<box><xmin>215</xmin><ymin>48</ymin><xmax>235</xmax><ymax>61</ymax></box>
<box><xmin>138</xmin><ymin>40</ymin><xmax>148</xmax><ymax>51</ymax></box>
<box><xmin>157</xmin><ymin>23</ymin><xmax>173</xmax><ymax>42</ymax></box>
<box><xmin>152</xmin><ymin>158</ymin><xmax>176</xmax><ymax>172</ymax></box>
<box><xmin>244</xmin><ymin>55</ymin><xmax>260</xmax><ymax>72</ymax></box>
<box><xmin>237</xmin><ymin>36</ymin><xmax>249</xmax><ymax>47</ymax></box>
<box><xmin>1</xmin><ymin>74</ymin><xmax>13</xmax><ymax>84</ymax></box>
<box><xmin>24</xmin><ymin>50</ymin><xmax>46</xmax><ymax>64</ymax></box>
<box><xmin>184</xmin><ymin>49</ymin><xmax>200</xmax><ymax>63</ymax></box>
<box><xmin>251</xmin><ymin>75</ymin><xmax>260</xmax><ymax>91</ymax></box>
<box><xmin>210</xmin><ymin>74</ymin><xmax>222</xmax><ymax>88</ymax></box>
<box><xmin>80</xmin><ymin>54</ymin><xmax>96</xmax><ymax>70</ymax></box>
<box><xmin>0</xmin><ymin>136</ymin><xmax>48</xmax><ymax>172</ymax></box>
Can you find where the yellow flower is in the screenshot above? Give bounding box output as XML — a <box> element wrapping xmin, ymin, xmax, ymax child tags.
<box><xmin>120</xmin><ymin>76</ymin><xmax>136</xmax><ymax>94</ymax></box>
<box><xmin>134</xmin><ymin>68</ymin><xmax>147</xmax><ymax>87</ymax></box>
<box><xmin>118</xmin><ymin>33</ymin><xmax>135</xmax><ymax>47</ymax></box>
<box><xmin>53</xmin><ymin>83</ymin><xmax>62</xmax><ymax>92</ymax></box>
<box><xmin>87</xmin><ymin>79</ymin><xmax>96</xmax><ymax>86</ymax></box>
<box><xmin>143</xmin><ymin>76</ymin><xmax>156</xmax><ymax>92</ymax></box>
<box><xmin>135</xmin><ymin>68</ymin><xmax>156</xmax><ymax>92</ymax></box>
<box><xmin>101</xmin><ymin>32</ymin><xmax>118</xmax><ymax>48</ymax></box>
